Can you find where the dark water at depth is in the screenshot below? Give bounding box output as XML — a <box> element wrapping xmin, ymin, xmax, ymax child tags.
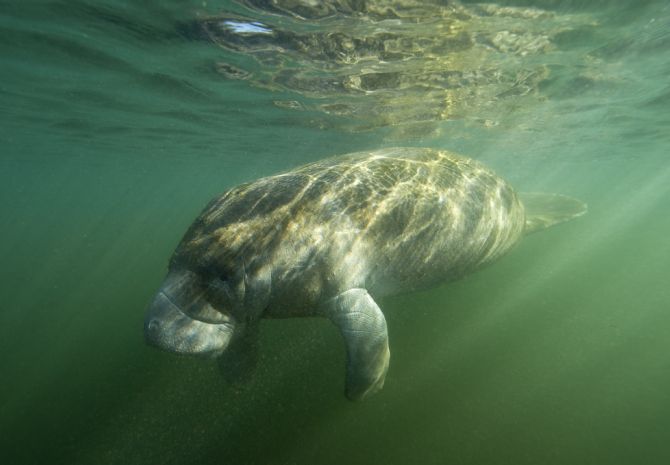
<box><xmin>1</xmin><ymin>1</ymin><xmax>669</xmax><ymax>464</ymax></box>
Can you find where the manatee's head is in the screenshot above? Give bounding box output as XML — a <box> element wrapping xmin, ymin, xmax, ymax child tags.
<box><xmin>144</xmin><ymin>267</ymin><xmax>244</xmax><ymax>357</ymax></box>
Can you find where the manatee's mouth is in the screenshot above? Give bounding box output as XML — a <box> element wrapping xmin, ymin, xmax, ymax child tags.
<box><xmin>144</xmin><ymin>290</ymin><xmax>235</xmax><ymax>357</ymax></box>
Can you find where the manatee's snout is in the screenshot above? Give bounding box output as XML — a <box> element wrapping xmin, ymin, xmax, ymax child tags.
<box><xmin>144</xmin><ymin>270</ymin><xmax>236</xmax><ymax>357</ymax></box>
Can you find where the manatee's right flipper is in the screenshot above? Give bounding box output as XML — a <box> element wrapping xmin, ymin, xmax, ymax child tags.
<box><xmin>217</xmin><ymin>321</ymin><xmax>260</xmax><ymax>385</ymax></box>
<box><xmin>520</xmin><ymin>192</ymin><xmax>587</xmax><ymax>235</ymax></box>
<box><xmin>319</xmin><ymin>288</ymin><xmax>390</xmax><ymax>401</ymax></box>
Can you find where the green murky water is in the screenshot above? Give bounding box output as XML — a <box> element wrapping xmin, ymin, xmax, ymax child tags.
<box><xmin>1</xmin><ymin>1</ymin><xmax>669</xmax><ymax>464</ymax></box>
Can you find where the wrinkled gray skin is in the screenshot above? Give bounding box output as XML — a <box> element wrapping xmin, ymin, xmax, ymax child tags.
<box><xmin>144</xmin><ymin>147</ymin><xmax>585</xmax><ymax>400</ymax></box>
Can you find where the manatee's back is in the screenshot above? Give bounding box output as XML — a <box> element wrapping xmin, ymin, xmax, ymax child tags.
<box><xmin>172</xmin><ymin>148</ymin><xmax>526</xmax><ymax>299</ymax></box>
<box><xmin>312</xmin><ymin>147</ymin><xmax>527</xmax><ymax>293</ymax></box>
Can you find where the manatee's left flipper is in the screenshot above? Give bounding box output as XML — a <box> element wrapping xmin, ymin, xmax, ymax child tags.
<box><xmin>319</xmin><ymin>288</ymin><xmax>390</xmax><ymax>401</ymax></box>
<box><xmin>217</xmin><ymin>321</ymin><xmax>260</xmax><ymax>385</ymax></box>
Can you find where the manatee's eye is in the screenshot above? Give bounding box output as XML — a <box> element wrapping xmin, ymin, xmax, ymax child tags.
<box><xmin>196</xmin><ymin>265</ymin><xmax>230</xmax><ymax>294</ymax></box>
<box><xmin>196</xmin><ymin>263</ymin><xmax>221</xmax><ymax>280</ymax></box>
<box><xmin>207</xmin><ymin>276</ymin><xmax>229</xmax><ymax>294</ymax></box>
<box><xmin>204</xmin><ymin>276</ymin><xmax>235</xmax><ymax>307</ymax></box>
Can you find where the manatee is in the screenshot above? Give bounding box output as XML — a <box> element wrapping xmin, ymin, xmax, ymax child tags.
<box><xmin>144</xmin><ymin>147</ymin><xmax>586</xmax><ymax>400</ymax></box>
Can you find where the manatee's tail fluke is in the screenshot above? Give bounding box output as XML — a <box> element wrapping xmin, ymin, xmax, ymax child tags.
<box><xmin>520</xmin><ymin>192</ymin><xmax>587</xmax><ymax>235</ymax></box>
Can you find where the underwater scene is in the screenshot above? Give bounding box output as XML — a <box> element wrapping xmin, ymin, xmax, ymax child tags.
<box><xmin>1</xmin><ymin>0</ymin><xmax>669</xmax><ymax>464</ymax></box>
